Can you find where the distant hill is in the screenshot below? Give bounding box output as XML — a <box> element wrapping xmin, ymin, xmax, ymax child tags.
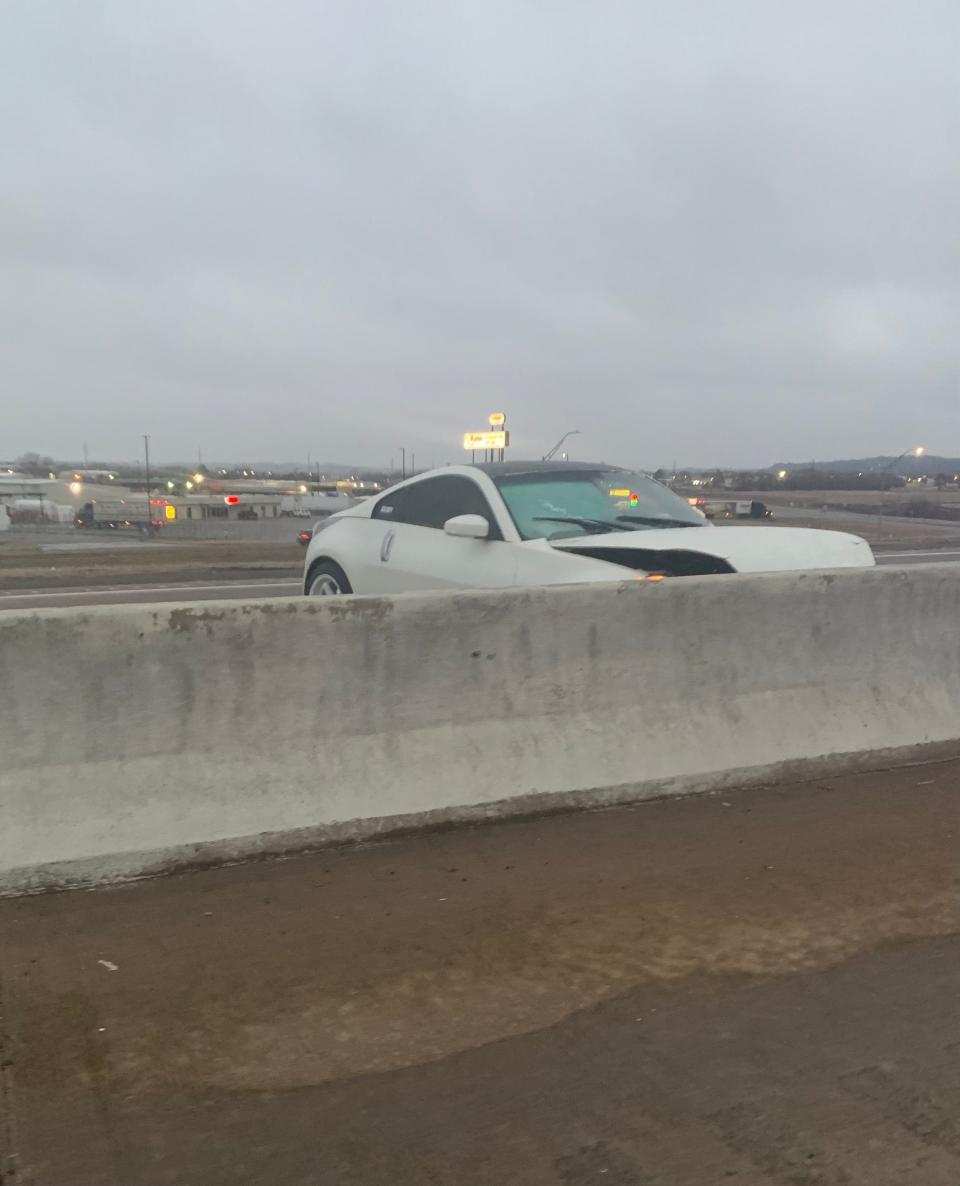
<box><xmin>769</xmin><ymin>456</ymin><xmax>960</xmax><ymax>477</ymax></box>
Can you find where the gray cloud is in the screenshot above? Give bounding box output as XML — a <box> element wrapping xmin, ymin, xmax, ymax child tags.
<box><xmin>3</xmin><ymin>0</ymin><xmax>958</xmax><ymax>467</ymax></box>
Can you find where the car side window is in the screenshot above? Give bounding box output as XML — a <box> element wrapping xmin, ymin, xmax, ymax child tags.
<box><xmin>375</xmin><ymin>476</ymin><xmax>503</xmax><ymax>539</ymax></box>
<box><xmin>372</xmin><ymin>488</ymin><xmax>408</xmax><ymax>522</ymax></box>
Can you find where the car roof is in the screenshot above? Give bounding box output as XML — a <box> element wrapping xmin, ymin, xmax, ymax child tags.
<box><xmin>472</xmin><ymin>460</ymin><xmax>623</xmax><ymax>477</ymax></box>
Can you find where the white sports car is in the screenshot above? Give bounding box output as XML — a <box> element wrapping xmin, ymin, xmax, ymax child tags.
<box><xmin>302</xmin><ymin>461</ymin><xmax>874</xmax><ymax>595</ymax></box>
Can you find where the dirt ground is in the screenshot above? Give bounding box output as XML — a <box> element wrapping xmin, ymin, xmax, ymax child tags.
<box><xmin>716</xmin><ymin>511</ymin><xmax>960</xmax><ymax>548</ymax></box>
<box><xmin>712</xmin><ymin>487</ymin><xmax>960</xmax><ymax>548</ymax></box>
<box><xmin>3</xmin><ymin>759</ymin><xmax>960</xmax><ymax>1184</ymax></box>
<box><xmin>732</xmin><ymin>487</ymin><xmax>960</xmax><ymax>510</ymax></box>
<box><xmin>0</xmin><ymin>539</ymin><xmax>302</xmax><ymax>590</ymax></box>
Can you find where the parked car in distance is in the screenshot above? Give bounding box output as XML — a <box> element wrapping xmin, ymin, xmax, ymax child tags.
<box><xmin>302</xmin><ymin>461</ymin><xmax>875</xmax><ymax>595</ymax></box>
<box><xmin>694</xmin><ymin>497</ymin><xmax>773</xmax><ymax>520</ymax></box>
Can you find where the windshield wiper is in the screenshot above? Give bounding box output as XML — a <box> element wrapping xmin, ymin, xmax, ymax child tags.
<box><xmin>616</xmin><ymin>515</ymin><xmax>699</xmax><ymax>529</ymax></box>
<box><xmin>533</xmin><ymin>516</ymin><xmax>630</xmax><ymax>534</ymax></box>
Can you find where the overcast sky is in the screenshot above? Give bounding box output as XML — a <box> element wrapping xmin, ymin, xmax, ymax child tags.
<box><xmin>3</xmin><ymin>1</ymin><xmax>958</xmax><ymax>468</ymax></box>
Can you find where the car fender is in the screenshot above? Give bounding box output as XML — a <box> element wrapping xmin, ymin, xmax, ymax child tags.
<box><xmin>302</xmin><ymin>518</ymin><xmax>355</xmax><ymax>590</ymax></box>
<box><xmin>302</xmin><ymin>515</ymin><xmax>397</xmax><ymax>594</ymax></box>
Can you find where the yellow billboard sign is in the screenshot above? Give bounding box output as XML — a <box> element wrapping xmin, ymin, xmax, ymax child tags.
<box><xmin>463</xmin><ymin>431</ymin><xmax>509</xmax><ymax>450</ymax></box>
<box><xmin>488</xmin><ymin>411</ymin><xmax>506</xmax><ymax>427</ymax></box>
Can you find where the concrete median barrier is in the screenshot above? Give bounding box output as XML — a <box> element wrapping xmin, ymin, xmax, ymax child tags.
<box><xmin>2</xmin><ymin>565</ymin><xmax>960</xmax><ymax>894</ymax></box>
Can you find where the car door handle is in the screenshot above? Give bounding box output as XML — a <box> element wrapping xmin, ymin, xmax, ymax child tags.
<box><xmin>380</xmin><ymin>529</ymin><xmax>396</xmax><ymax>562</ymax></box>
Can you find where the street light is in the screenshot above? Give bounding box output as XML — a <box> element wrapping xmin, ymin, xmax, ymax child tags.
<box><xmin>142</xmin><ymin>434</ymin><xmax>152</xmax><ymax>533</ymax></box>
<box><xmin>881</xmin><ymin>446</ymin><xmax>924</xmax><ymax>486</ymax></box>
<box><xmin>878</xmin><ymin>446</ymin><xmax>924</xmax><ymax>539</ymax></box>
<box><xmin>543</xmin><ymin>430</ymin><xmax>580</xmax><ymax>461</ymax></box>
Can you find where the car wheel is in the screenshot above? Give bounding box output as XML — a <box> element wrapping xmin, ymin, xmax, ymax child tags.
<box><xmin>306</xmin><ymin>560</ymin><xmax>353</xmax><ymax>596</ymax></box>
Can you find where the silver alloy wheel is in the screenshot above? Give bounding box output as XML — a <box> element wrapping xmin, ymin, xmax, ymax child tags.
<box><xmin>309</xmin><ymin>573</ymin><xmax>343</xmax><ymax>596</ymax></box>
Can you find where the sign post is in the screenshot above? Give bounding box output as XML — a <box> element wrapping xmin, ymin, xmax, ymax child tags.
<box><xmin>488</xmin><ymin>412</ymin><xmax>507</xmax><ymax>461</ymax></box>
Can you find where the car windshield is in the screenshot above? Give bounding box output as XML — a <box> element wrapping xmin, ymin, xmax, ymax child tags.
<box><xmin>494</xmin><ymin>469</ymin><xmax>705</xmax><ymax>541</ymax></box>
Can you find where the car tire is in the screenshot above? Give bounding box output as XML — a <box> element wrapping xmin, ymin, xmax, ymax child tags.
<box><xmin>305</xmin><ymin>560</ymin><xmax>353</xmax><ymax>596</ymax></box>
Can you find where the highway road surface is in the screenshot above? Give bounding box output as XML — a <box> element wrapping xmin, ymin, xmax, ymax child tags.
<box><xmin>3</xmin><ymin>760</ymin><xmax>960</xmax><ymax>1184</ymax></box>
<box><xmin>875</xmin><ymin>548</ymin><xmax>960</xmax><ymax>565</ymax></box>
<box><xmin>2</xmin><ymin>551</ymin><xmax>960</xmax><ymax>610</ymax></box>
<box><xmin>0</xmin><ymin>578</ymin><xmax>302</xmax><ymax>609</ymax></box>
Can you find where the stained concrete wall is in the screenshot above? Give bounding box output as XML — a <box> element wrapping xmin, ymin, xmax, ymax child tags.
<box><xmin>2</xmin><ymin>566</ymin><xmax>959</xmax><ymax>893</ymax></box>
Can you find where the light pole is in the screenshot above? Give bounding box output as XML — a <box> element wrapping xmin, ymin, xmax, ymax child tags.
<box><xmin>143</xmin><ymin>434</ymin><xmax>152</xmax><ymax>533</ymax></box>
<box><xmin>878</xmin><ymin>446</ymin><xmax>924</xmax><ymax>539</ymax></box>
<box><xmin>543</xmin><ymin>430</ymin><xmax>580</xmax><ymax>462</ymax></box>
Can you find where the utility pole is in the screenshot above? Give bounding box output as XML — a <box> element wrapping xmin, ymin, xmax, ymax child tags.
<box><xmin>401</xmin><ymin>448</ymin><xmax>406</xmax><ymax>480</ymax></box>
<box><xmin>143</xmin><ymin>434</ymin><xmax>152</xmax><ymax>533</ymax></box>
<box><xmin>411</xmin><ymin>453</ymin><xmax>415</xmax><ymax>476</ymax></box>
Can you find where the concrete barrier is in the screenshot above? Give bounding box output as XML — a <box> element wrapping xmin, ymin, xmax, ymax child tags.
<box><xmin>162</xmin><ymin>517</ymin><xmax>302</xmax><ymax>542</ymax></box>
<box><xmin>2</xmin><ymin>566</ymin><xmax>960</xmax><ymax>894</ymax></box>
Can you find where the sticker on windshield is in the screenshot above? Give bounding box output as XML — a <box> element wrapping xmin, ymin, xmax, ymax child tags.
<box><xmin>609</xmin><ymin>488</ymin><xmax>640</xmax><ymax>507</ymax></box>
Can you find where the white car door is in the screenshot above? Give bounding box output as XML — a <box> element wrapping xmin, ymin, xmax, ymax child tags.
<box><xmin>373</xmin><ymin>474</ymin><xmax>518</xmax><ymax>592</ymax></box>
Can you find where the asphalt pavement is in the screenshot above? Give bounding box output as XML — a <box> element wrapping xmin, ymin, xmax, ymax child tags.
<box><xmin>875</xmin><ymin>549</ymin><xmax>960</xmax><ymax>564</ymax></box>
<box><xmin>3</xmin><ymin>760</ymin><xmax>960</xmax><ymax>1184</ymax></box>
<box><xmin>0</xmin><ymin>579</ymin><xmax>302</xmax><ymax>609</ymax></box>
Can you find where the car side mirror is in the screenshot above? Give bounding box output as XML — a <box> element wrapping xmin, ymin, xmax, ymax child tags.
<box><xmin>443</xmin><ymin>514</ymin><xmax>490</xmax><ymax>540</ymax></box>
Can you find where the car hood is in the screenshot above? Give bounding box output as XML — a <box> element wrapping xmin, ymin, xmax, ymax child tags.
<box><xmin>550</xmin><ymin>525</ymin><xmax>874</xmax><ymax>573</ymax></box>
